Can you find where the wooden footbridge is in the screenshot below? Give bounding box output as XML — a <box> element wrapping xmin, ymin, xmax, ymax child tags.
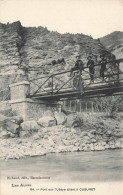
<box><xmin>27</xmin><ymin>59</ymin><xmax>123</xmax><ymax>101</ymax></box>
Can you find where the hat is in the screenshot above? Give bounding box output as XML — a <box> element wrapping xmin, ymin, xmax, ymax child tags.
<box><xmin>87</xmin><ymin>56</ymin><xmax>92</xmax><ymax>60</ymax></box>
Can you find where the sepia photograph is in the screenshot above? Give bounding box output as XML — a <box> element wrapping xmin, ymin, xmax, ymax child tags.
<box><xmin>0</xmin><ymin>0</ymin><xmax>123</xmax><ymax>194</ymax></box>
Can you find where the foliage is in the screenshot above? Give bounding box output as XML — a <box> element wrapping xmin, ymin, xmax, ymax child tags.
<box><xmin>68</xmin><ymin>112</ymin><xmax>120</xmax><ymax>132</ymax></box>
<box><xmin>93</xmin><ymin>96</ymin><xmax>123</xmax><ymax>117</ymax></box>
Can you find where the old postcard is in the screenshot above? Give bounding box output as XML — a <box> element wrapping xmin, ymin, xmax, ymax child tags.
<box><xmin>0</xmin><ymin>0</ymin><xmax>123</xmax><ymax>195</ymax></box>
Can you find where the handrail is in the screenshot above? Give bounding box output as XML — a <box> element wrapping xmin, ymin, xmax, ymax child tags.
<box><xmin>29</xmin><ymin>58</ymin><xmax>123</xmax><ymax>97</ymax></box>
<box><xmin>29</xmin><ymin>59</ymin><xmax>123</xmax><ymax>82</ymax></box>
<box><xmin>32</xmin><ymin>75</ymin><xmax>52</xmax><ymax>96</ymax></box>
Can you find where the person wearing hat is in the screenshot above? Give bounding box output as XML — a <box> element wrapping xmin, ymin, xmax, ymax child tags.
<box><xmin>70</xmin><ymin>55</ymin><xmax>84</xmax><ymax>76</ymax></box>
<box><xmin>100</xmin><ymin>55</ymin><xmax>107</xmax><ymax>80</ymax></box>
<box><xmin>87</xmin><ymin>56</ymin><xmax>95</xmax><ymax>83</ymax></box>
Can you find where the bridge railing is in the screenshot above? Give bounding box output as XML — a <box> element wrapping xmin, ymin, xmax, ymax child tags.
<box><xmin>29</xmin><ymin>59</ymin><xmax>123</xmax><ymax>96</ymax></box>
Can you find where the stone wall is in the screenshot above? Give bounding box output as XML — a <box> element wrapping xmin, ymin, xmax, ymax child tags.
<box><xmin>10</xmin><ymin>98</ymin><xmax>62</xmax><ymax>121</ymax></box>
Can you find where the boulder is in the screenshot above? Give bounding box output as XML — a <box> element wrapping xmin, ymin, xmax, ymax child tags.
<box><xmin>38</xmin><ymin>116</ymin><xmax>56</xmax><ymax>127</ymax></box>
<box><xmin>6</xmin><ymin>120</ymin><xmax>19</xmax><ymax>134</ymax></box>
<box><xmin>10</xmin><ymin>116</ymin><xmax>23</xmax><ymax>125</ymax></box>
<box><xmin>0</xmin><ymin>114</ymin><xmax>23</xmax><ymax>136</ymax></box>
<box><xmin>54</xmin><ymin>111</ymin><xmax>67</xmax><ymax>125</ymax></box>
<box><xmin>65</xmin><ymin>114</ymin><xmax>76</xmax><ymax>127</ymax></box>
<box><xmin>21</xmin><ymin>120</ymin><xmax>39</xmax><ymax>132</ymax></box>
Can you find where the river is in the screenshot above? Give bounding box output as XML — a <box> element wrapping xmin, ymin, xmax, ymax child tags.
<box><xmin>0</xmin><ymin>149</ymin><xmax>123</xmax><ymax>182</ymax></box>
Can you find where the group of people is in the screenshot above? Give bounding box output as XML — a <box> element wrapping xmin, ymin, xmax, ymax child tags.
<box><xmin>70</xmin><ymin>54</ymin><xmax>108</xmax><ymax>83</ymax></box>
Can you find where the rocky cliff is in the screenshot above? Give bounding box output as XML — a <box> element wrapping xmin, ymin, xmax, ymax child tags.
<box><xmin>100</xmin><ymin>31</ymin><xmax>123</xmax><ymax>59</ymax></box>
<box><xmin>0</xmin><ymin>21</ymin><xmax>111</xmax><ymax>87</ymax></box>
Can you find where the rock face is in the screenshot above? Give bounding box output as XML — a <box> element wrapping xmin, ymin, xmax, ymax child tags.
<box><xmin>0</xmin><ymin>21</ymin><xmax>24</xmax><ymax>73</ymax></box>
<box><xmin>0</xmin><ymin>21</ymin><xmax>111</xmax><ymax>91</ymax></box>
<box><xmin>100</xmin><ymin>31</ymin><xmax>123</xmax><ymax>59</ymax></box>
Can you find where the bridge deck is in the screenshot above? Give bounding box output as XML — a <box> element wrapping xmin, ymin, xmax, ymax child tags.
<box><xmin>28</xmin><ymin>81</ymin><xmax>123</xmax><ymax>100</ymax></box>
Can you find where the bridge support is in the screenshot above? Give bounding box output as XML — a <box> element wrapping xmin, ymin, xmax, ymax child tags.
<box><xmin>9</xmin><ymin>81</ymin><xmax>62</xmax><ymax>121</ymax></box>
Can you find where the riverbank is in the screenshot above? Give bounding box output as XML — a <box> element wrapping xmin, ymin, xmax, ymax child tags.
<box><xmin>0</xmin><ymin>112</ymin><xmax>123</xmax><ymax>160</ymax></box>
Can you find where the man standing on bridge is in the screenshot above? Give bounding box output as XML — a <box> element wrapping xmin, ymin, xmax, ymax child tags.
<box><xmin>87</xmin><ymin>56</ymin><xmax>95</xmax><ymax>84</ymax></box>
<box><xmin>70</xmin><ymin>55</ymin><xmax>84</xmax><ymax>76</ymax></box>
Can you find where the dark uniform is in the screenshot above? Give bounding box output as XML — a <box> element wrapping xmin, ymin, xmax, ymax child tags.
<box><xmin>100</xmin><ymin>57</ymin><xmax>107</xmax><ymax>80</ymax></box>
<box><xmin>87</xmin><ymin>56</ymin><xmax>95</xmax><ymax>83</ymax></box>
<box><xmin>70</xmin><ymin>56</ymin><xmax>84</xmax><ymax>76</ymax></box>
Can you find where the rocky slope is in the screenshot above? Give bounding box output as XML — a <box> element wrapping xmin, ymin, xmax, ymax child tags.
<box><xmin>0</xmin><ymin>111</ymin><xmax>123</xmax><ymax>160</ymax></box>
<box><xmin>100</xmin><ymin>31</ymin><xmax>123</xmax><ymax>59</ymax></box>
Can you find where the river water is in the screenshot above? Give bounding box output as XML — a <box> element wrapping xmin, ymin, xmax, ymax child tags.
<box><xmin>1</xmin><ymin>149</ymin><xmax>123</xmax><ymax>183</ymax></box>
